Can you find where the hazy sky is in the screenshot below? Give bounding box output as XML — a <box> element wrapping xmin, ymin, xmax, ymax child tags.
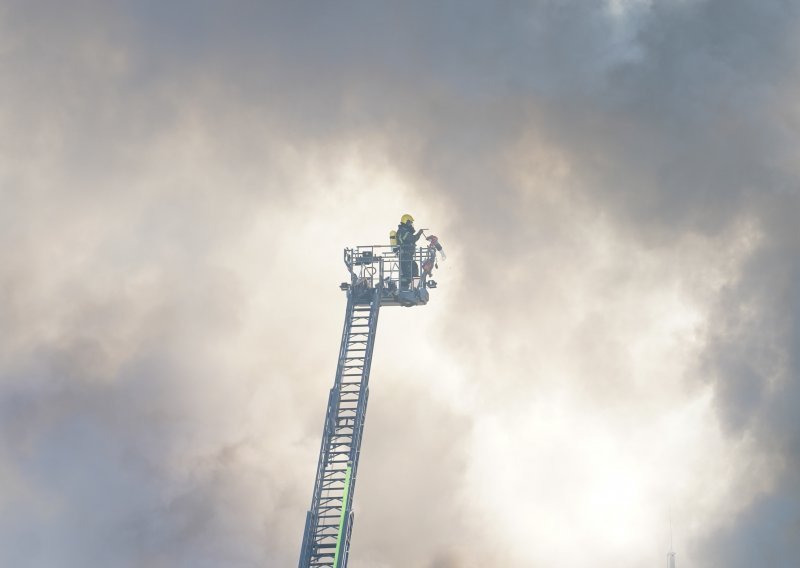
<box><xmin>2</xmin><ymin>1</ymin><xmax>799</xmax><ymax>567</ymax></box>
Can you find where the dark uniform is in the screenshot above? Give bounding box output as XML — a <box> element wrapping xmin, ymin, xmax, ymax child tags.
<box><xmin>396</xmin><ymin>220</ymin><xmax>422</xmax><ymax>289</ymax></box>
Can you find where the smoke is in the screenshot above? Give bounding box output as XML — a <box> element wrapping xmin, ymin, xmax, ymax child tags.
<box><xmin>1</xmin><ymin>0</ymin><xmax>799</xmax><ymax>566</ymax></box>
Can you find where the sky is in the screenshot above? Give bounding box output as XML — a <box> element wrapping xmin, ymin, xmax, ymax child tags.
<box><xmin>1</xmin><ymin>1</ymin><xmax>799</xmax><ymax>567</ymax></box>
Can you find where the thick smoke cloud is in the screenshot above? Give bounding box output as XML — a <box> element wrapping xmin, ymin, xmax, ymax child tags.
<box><xmin>1</xmin><ymin>1</ymin><xmax>799</xmax><ymax>567</ymax></box>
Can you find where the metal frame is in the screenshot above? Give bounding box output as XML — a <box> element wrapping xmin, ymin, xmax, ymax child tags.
<box><xmin>343</xmin><ymin>244</ymin><xmax>439</xmax><ymax>307</ymax></box>
<box><xmin>298</xmin><ymin>244</ymin><xmax>439</xmax><ymax>568</ymax></box>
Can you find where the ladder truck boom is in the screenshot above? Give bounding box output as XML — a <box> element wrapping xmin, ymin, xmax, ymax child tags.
<box><xmin>298</xmin><ymin>241</ymin><xmax>442</xmax><ymax>568</ymax></box>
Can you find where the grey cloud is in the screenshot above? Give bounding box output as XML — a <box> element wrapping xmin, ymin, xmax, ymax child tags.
<box><xmin>3</xmin><ymin>0</ymin><xmax>800</xmax><ymax>566</ymax></box>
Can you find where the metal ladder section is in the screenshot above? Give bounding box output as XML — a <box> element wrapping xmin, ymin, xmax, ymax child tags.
<box><xmin>298</xmin><ymin>288</ymin><xmax>381</xmax><ymax>568</ymax></box>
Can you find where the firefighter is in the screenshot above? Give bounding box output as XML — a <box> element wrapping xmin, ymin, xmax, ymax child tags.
<box><xmin>396</xmin><ymin>213</ymin><xmax>424</xmax><ymax>290</ymax></box>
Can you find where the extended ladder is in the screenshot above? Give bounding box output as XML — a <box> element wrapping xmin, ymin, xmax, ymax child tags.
<box><xmin>298</xmin><ymin>243</ymin><xmax>440</xmax><ymax>568</ymax></box>
<box><xmin>297</xmin><ymin>288</ymin><xmax>381</xmax><ymax>568</ymax></box>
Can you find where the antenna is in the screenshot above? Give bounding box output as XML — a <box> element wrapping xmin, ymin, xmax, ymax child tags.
<box><xmin>667</xmin><ymin>513</ymin><xmax>676</xmax><ymax>568</ymax></box>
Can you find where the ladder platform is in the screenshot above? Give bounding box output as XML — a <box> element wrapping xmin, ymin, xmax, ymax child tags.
<box><xmin>343</xmin><ymin>244</ymin><xmax>439</xmax><ymax>308</ymax></box>
<box><xmin>299</xmin><ymin>242</ymin><xmax>443</xmax><ymax>568</ymax></box>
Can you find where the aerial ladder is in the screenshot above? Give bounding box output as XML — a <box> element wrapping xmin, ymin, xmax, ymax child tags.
<box><xmin>297</xmin><ymin>237</ymin><xmax>443</xmax><ymax>568</ymax></box>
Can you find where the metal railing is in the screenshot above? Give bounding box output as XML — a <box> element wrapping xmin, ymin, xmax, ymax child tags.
<box><xmin>343</xmin><ymin>244</ymin><xmax>439</xmax><ymax>297</ymax></box>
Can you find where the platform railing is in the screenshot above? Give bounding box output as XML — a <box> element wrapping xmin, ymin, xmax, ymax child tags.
<box><xmin>343</xmin><ymin>244</ymin><xmax>436</xmax><ymax>293</ymax></box>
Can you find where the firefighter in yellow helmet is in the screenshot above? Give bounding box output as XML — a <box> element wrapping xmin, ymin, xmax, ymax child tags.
<box><xmin>396</xmin><ymin>213</ymin><xmax>424</xmax><ymax>290</ymax></box>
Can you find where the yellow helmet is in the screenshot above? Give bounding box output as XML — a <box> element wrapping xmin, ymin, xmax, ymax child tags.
<box><xmin>400</xmin><ymin>213</ymin><xmax>414</xmax><ymax>224</ymax></box>
<box><xmin>389</xmin><ymin>230</ymin><xmax>397</xmax><ymax>245</ymax></box>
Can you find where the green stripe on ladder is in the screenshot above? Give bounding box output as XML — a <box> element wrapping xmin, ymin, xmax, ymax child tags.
<box><xmin>332</xmin><ymin>465</ymin><xmax>353</xmax><ymax>568</ymax></box>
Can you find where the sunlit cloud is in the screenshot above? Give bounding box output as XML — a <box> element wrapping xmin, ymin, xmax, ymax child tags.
<box><xmin>1</xmin><ymin>1</ymin><xmax>799</xmax><ymax>567</ymax></box>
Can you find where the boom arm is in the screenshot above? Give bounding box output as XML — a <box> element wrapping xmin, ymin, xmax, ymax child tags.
<box><xmin>298</xmin><ymin>288</ymin><xmax>381</xmax><ymax>568</ymax></box>
<box><xmin>298</xmin><ymin>243</ymin><xmax>440</xmax><ymax>567</ymax></box>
